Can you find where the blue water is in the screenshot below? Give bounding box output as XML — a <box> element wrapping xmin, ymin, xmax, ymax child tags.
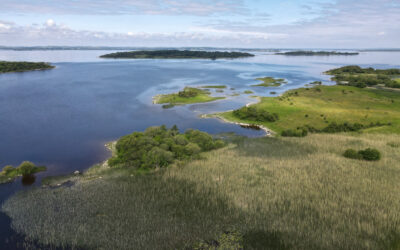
<box><xmin>0</xmin><ymin>50</ymin><xmax>399</xmax><ymax>249</ymax></box>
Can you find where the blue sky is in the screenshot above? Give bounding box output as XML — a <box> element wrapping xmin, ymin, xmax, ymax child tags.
<box><xmin>0</xmin><ymin>0</ymin><xmax>399</xmax><ymax>48</ymax></box>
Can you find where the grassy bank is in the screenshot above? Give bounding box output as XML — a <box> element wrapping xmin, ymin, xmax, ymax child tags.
<box><xmin>153</xmin><ymin>87</ymin><xmax>225</xmax><ymax>107</ymax></box>
<box><xmin>2</xmin><ymin>133</ymin><xmax>400</xmax><ymax>249</ymax></box>
<box><xmin>218</xmin><ymin>85</ymin><xmax>400</xmax><ymax>135</ymax></box>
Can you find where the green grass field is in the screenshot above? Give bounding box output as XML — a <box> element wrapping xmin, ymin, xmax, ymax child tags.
<box><xmin>3</xmin><ymin>133</ymin><xmax>400</xmax><ymax>249</ymax></box>
<box><xmin>219</xmin><ymin>85</ymin><xmax>400</xmax><ymax>134</ymax></box>
<box><xmin>252</xmin><ymin>77</ymin><xmax>287</xmax><ymax>87</ymax></box>
<box><xmin>154</xmin><ymin>87</ymin><xmax>225</xmax><ymax>106</ymax></box>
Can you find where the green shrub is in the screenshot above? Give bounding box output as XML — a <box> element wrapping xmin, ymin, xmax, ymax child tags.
<box><xmin>343</xmin><ymin>149</ymin><xmax>362</xmax><ymax>160</ymax></box>
<box><xmin>17</xmin><ymin>161</ymin><xmax>36</xmax><ymax>176</ymax></box>
<box><xmin>359</xmin><ymin>148</ymin><xmax>381</xmax><ymax>161</ymax></box>
<box><xmin>344</xmin><ymin>148</ymin><xmax>381</xmax><ymax>161</ymax></box>
<box><xmin>1</xmin><ymin>165</ymin><xmax>15</xmax><ymax>175</ymax></box>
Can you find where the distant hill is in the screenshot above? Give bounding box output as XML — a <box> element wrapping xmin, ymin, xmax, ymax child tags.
<box><xmin>100</xmin><ymin>50</ymin><xmax>255</xmax><ymax>59</ymax></box>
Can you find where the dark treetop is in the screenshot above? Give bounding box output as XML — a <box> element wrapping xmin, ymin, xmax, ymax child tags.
<box><xmin>100</xmin><ymin>50</ymin><xmax>255</xmax><ymax>59</ymax></box>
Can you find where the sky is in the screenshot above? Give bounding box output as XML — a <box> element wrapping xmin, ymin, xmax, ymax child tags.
<box><xmin>0</xmin><ymin>0</ymin><xmax>399</xmax><ymax>48</ymax></box>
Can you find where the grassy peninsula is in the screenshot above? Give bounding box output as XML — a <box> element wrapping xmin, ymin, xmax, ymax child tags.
<box><xmin>153</xmin><ymin>87</ymin><xmax>225</xmax><ymax>108</ymax></box>
<box><xmin>100</xmin><ymin>50</ymin><xmax>254</xmax><ymax>59</ymax></box>
<box><xmin>218</xmin><ymin>85</ymin><xmax>400</xmax><ymax>136</ymax></box>
<box><xmin>276</xmin><ymin>51</ymin><xmax>359</xmax><ymax>56</ymax></box>
<box><xmin>326</xmin><ymin>65</ymin><xmax>400</xmax><ymax>88</ymax></box>
<box><xmin>252</xmin><ymin>77</ymin><xmax>287</xmax><ymax>87</ymax></box>
<box><xmin>0</xmin><ymin>61</ymin><xmax>54</xmax><ymax>73</ymax></box>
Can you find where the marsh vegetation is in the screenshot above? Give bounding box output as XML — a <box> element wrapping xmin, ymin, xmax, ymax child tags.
<box><xmin>2</xmin><ymin>133</ymin><xmax>400</xmax><ymax>249</ymax></box>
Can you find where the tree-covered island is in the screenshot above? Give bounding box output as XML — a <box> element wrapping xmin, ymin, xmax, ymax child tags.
<box><xmin>0</xmin><ymin>61</ymin><xmax>54</xmax><ymax>73</ymax></box>
<box><xmin>153</xmin><ymin>87</ymin><xmax>225</xmax><ymax>108</ymax></box>
<box><xmin>276</xmin><ymin>51</ymin><xmax>359</xmax><ymax>56</ymax></box>
<box><xmin>251</xmin><ymin>77</ymin><xmax>287</xmax><ymax>87</ymax></box>
<box><xmin>0</xmin><ymin>161</ymin><xmax>46</xmax><ymax>184</ymax></box>
<box><xmin>100</xmin><ymin>50</ymin><xmax>254</xmax><ymax>59</ymax></box>
<box><xmin>326</xmin><ymin>65</ymin><xmax>400</xmax><ymax>88</ymax></box>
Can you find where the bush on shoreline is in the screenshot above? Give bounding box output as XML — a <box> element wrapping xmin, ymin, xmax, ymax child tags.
<box><xmin>108</xmin><ymin>125</ymin><xmax>225</xmax><ymax>169</ymax></box>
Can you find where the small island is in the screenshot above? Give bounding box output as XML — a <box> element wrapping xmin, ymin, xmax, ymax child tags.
<box><xmin>326</xmin><ymin>65</ymin><xmax>400</xmax><ymax>88</ymax></box>
<box><xmin>153</xmin><ymin>87</ymin><xmax>225</xmax><ymax>108</ymax></box>
<box><xmin>0</xmin><ymin>61</ymin><xmax>54</xmax><ymax>73</ymax></box>
<box><xmin>252</xmin><ymin>77</ymin><xmax>287</xmax><ymax>87</ymax></box>
<box><xmin>0</xmin><ymin>161</ymin><xmax>46</xmax><ymax>184</ymax></box>
<box><xmin>100</xmin><ymin>50</ymin><xmax>254</xmax><ymax>60</ymax></box>
<box><xmin>276</xmin><ymin>51</ymin><xmax>359</xmax><ymax>56</ymax></box>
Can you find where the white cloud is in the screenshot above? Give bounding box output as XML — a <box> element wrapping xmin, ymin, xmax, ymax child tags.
<box><xmin>46</xmin><ymin>19</ymin><xmax>55</xmax><ymax>27</ymax></box>
<box><xmin>0</xmin><ymin>0</ymin><xmax>247</xmax><ymax>16</ymax></box>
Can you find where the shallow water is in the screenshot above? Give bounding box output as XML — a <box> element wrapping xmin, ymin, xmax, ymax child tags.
<box><xmin>0</xmin><ymin>49</ymin><xmax>399</xmax><ymax>248</ymax></box>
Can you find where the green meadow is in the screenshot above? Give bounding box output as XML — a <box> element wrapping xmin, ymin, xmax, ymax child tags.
<box><xmin>220</xmin><ymin>85</ymin><xmax>400</xmax><ymax>134</ymax></box>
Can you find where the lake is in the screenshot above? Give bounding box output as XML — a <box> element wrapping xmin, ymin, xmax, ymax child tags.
<box><xmin>0</xmin><ymin>49</ymin><xmax>399</xmax><ymax>249</ymax></box>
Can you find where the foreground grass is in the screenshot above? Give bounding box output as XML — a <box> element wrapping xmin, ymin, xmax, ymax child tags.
<box><xmin>252</xmin><ymin>77</ymin><xmax>287</xmax><ymax>87</ymax></box>
<box><xmin>3</xmin><ymin>133</ymin><xmax>400</xmax><ymax>249</ymax></box>
<box><xmin>154</xmin><ymin>87</ymin><xmax>225</xmax><ymax>107</ymax></box>
<box><xmin>219</xmin><ymin>85</ymin><xmax>400</xmax><ymax>134</ymax></box>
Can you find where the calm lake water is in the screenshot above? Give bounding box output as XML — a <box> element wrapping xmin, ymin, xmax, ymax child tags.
<box><xmin>0</xmin><ymin>49</ymin><xmax>399</xmax><ymax>249</ymax></box>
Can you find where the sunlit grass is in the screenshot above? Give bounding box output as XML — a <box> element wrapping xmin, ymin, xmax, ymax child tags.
<box><xmin>219</xmin><ymin>85</ymin><xmax>400</xmax><ymax>134</ymax></box>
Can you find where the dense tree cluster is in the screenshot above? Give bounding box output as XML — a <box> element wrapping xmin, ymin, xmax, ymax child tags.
<box><xmin>0</xmin><ymin>61</ymin><xmax>54</xmax><ymax>73</ymax></box>
<box><xmin>233</xmin><ymin>106</ymin><xmax>279</xmax><ymax>122</ymax></box>
<box><xmin>108</xmin><ymin>125</ymin><xmax>225</xmax><ymax>169</ymax></box>
<box><xmin>344</xmin><ymin>148</ymin><xmax>381</xmax><ymax>161</ymax></box>
<box><xmin>1</xmin><ymin>161</ymin><xmax>46</xmax><ymax>179</ymax></box>
<box><xmin>178</xmin><ymin>87</ymin><xmax>204</xmax><ymax>98</ymax></box>
<box><xmin>276</xmin><ymin>51</ymin><xmax>359</xmax><ymax>56</ymax></box>
<box><xmin>326</xmin><ymin>66</ymin><xmax>400</xmax><ymax>88</ymax></box>
<box><xmin>100</xmin><ymin>50</ymin><xmax>255</xmax><ymax>59</ymax></box>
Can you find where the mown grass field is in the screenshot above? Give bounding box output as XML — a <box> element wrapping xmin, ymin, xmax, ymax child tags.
<box><xmin>2</xmin><ymin>133</ymin><xmax>400</xmax><ymax>249</ymax></box>
<box><xmin>220</xmin><ymin>85</ymin><xmax>400</xmax><ymax>134</ymax></box>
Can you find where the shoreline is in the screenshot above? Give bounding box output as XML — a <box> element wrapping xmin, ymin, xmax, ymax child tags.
<box><xmin>203</xmin><ymin>113</ymin><xmax>274</xmax><ymax>137</ymax></box>
<box><xmin>200</xmin><ymin>95</ymin><xmax>275</xmax><ymax>137</ymax></box>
